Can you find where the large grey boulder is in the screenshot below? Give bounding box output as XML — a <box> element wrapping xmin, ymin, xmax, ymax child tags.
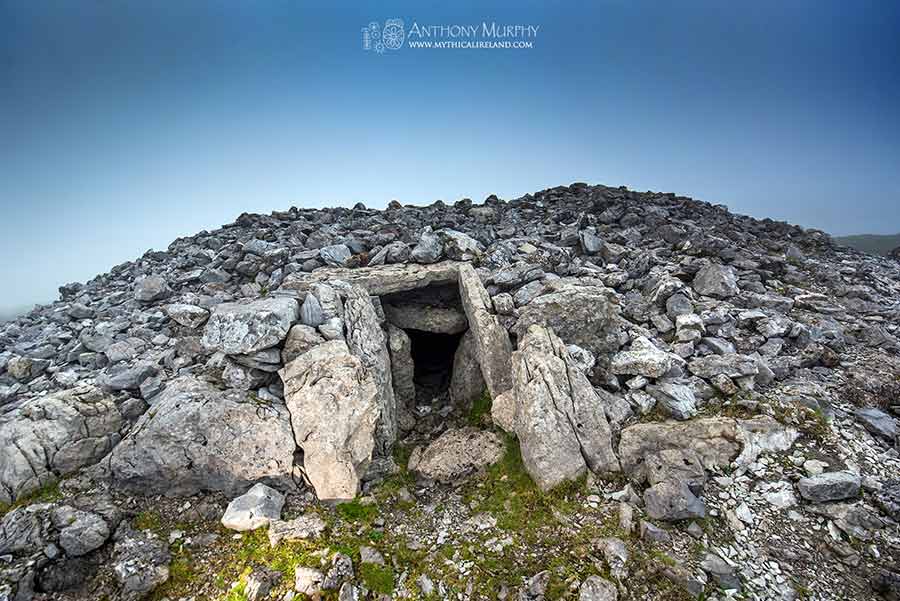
<box><xmin>797</xmin><ymin>471</ymin><xmax>861</xmax><ymax>503</ymax></box>
<box><xmin>688</xmin><ymin>354</ymin><xmax>758</xmax><ymax>380</ymax></box>
<box><xmin>201</xmin><ymin>297</ymin><xmax>299</xmax><ymax>355</ymax></box>
<box><xmin>618</xmin><ymin>416</ymin><xmax>798</xmax><ymax>479</ymax></box>
<box><xmin>439</xmin><ymin>229</ymin><xmax>483</xmax><ymax>261</ymax></box>
<box><xmin>221</xmin><ymin>483</ymin><xmax>285</xmax><ymax>532</ymax></box>
<box><xmin>692</xmin><ymin>263</ymin><xmax>739</xmax><ymax>298</ymax></box>
<box><xmin>320</xmin><ymin>244</ymin><xmax>353</xmax><ymax>267</ymax></box>
<box><xmin>410</xmin><ymin>227</ymin><xmax>444</xmax><ymax>264</ymax></box>
<box><xmin>644</xmin><ymin>480</ymin><xmax>706</xmax><ymax>521</ymax></box>
<box><xmin>449</xmin><ymin>330</ymin><xmax>486</xmax><ymax>408</ymax></box>
<box><xmin>51</xmin><ymin>506</ymin><xmax>110</xmax><ymax>557</ymax></box>
<box><xmin>108</xmin><ymin>376</ymin><xmax>297</xmax><ymax>496</ymax></box>
<box><xmin>408</xmin><ymin>427</ymin><xmax>504</xmax><ymax>483</ymax></box>
<box><xmin>854</xmin><ymin>407</ymin><xmax>897</xmax><ymax>441</ymax></box>
<box><xmin>133</xmin><ymin>275</ymin><xmax>171</xmax><ymax>303</ymax></box>
<box><xmin>506</xmin><ymin>325</ymin><xmax>620</xmax><ymax>490</ymax></box>
<box><xmin>646</xmin><ymin>381</ymin><xmax>698</xmax><ymax>420</ymax></box>
<box><xmin>282</xmin><ymin>324</ymin><xmax>325</xmax><ymax>364</ymax></box>
<box><xmin>279</xmin><ymin>341</ymin><xmax>379</xmax><ymax>502</ymax></box>
<box><xmin>610</xmin><ymin>336</ymin><xmax>675</xmax><ymax>378</ymax></box>
<box><xmin>513</xmin><ymin>282</ymin><xmax>621</xmax><ymax>355</ymax></box>
<box><xmin>344</xmin><ymin>286</ymin><xmax>396</xmax><ymax>457</ymax></box>
<box><xmin>0</xmin><ymin>386</ymin><xmax>123</xmax><ymax>504</ymax></box>
<box><xmin>458</xmin><ymin>264</ymin><xmax>513</xmax><ymax>399</ymax></box>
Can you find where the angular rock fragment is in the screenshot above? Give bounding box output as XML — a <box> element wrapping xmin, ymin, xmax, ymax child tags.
<box><xmin>201</xmin><ymin>297</ymin><xmax>299</xmax><ymax>355</ymax></box>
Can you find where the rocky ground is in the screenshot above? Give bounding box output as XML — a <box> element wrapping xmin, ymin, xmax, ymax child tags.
<box><xmin>1</xmin><ymin>183</ymin><xmax>899</xmax><ymax>601</ymax></box>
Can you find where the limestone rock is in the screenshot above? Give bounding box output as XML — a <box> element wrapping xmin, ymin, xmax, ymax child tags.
<box><xmin>267</xmin><ymin>514</ymin><xmax>327</xmax><ymax>546</ymax></box>
<box><xmin>0</xmin><ymin>386</ymin><xmax>123</xmax><ymax>504</ymax></box>
<box><xmin>458</xmin><ymin>263</ymin><xmax>513</xmax><ymax>399</ymax></box>
<box><xmin>221</xmin><ymin>483</ymin><xmax>285</xmax><ymax>532</ymax></box>
<box><xmin>134</xmin><ymin>275</ymin><xmax>171</xmax><ymax>303</ymax></box>
<box><xmin>279</xmin><ymin>341</ymin><xmax>379</xmax><ymax>502</ymax></box>
<box><xmin>611</xmin><ymin>336</ymin><xmax>675</xmax><ymax>378</ymax></box>
<box><xmin>52</xmin><ymin>506</ymin><xmax>110</xmax><ymax>557</ymax></box>
<box><xmin>644</xmin><ymin>480</ymin><xmax>706</xmax><ymax>521</ymax></box>
<box><xmin>508</xmin><ymin>325</ymin><xmax>619</xmax><ymax>490</ymax></box>
<box><xmin>797</xmin><ymin>471</ymin><xmax>861</xmax><ymax>503</ymax></box>
<box><xmin>514</xmin><ymin>283</ymin><xmax>620</xmax><ymax>355</ymax></box>
<box><xmin>387</xmin><ymin>324</ymin><xmax>415</xmax><ymax>408</ymax></box>
<box><xmin>164</xmin><ymin>303</ymin><xmax>209</xmax><ymax>328</ymax></box>
<box><xmin>692</xmin><ymin>263</ymin><xmax>739</xmax><ymax>298</ymax></box>
<box><xmin>344</xmin><ymin>286</ymin><xmax>396</xmax><ymax>456</ymax></box>
<box><xmin>408</xmin><ymin>427</ymin><xmax>504</xmax><ymax>482</ymax></box>
<box><xmin>449</xmin><ymin>330</ymin><xmax>486</xmax><ymax>408</ymax></box>
<box><xmin>579</xmin><ymin>575</ymin><xmax>617</xmax><ymax>601</ymax></box>
<box><xmin>112</xmin><ymin>524</ymin><xmax>171</xmax><ymax>599</ymax></box>
<box><xmin>282</xmin><ymin>324</ymin><xmax>325</xmax><ymax>364</ymax></box>
<box><xmin>201</xmin><ymin>296</ymin><xmax>299</xmax><ymax>354</ymax></box>
<box><xmin>618</xmin><ymin>416</ymin><xmax>797</xmax><ymax>478</ymax></box>
<box><xmin>108</xmin><ymin>376</ymin><xmax>297</xmax><ymax>496</ymax></box>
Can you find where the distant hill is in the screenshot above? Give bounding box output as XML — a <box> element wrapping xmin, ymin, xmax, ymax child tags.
<box><xmin>833</xmin><ymin>233</ymin><xmax>900</xmax><ymax>256</ymax></box>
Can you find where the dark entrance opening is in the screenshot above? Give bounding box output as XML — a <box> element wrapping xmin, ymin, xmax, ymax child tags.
<box><xmin>406</xmin><ymin>328</ymin><xmax>464</xmax><ymax>400</ymax></box>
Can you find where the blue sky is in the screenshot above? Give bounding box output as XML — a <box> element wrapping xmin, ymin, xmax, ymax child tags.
<box><xmin>2</xmin><ymin>1</ymin><xmax>899</xmax><ymax>314</ymax></box>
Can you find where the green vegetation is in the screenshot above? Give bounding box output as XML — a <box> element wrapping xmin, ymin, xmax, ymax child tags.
<box><xmin>0</xmin><ymin>481</ymin><xmax>62</xmax><ymax>518</ymax></box>
<box><xmin>467</xmin><ymin>389</ymin><xmax>493</xmax><ymax>426</ymax></box>
<box><xmin>834</xmin><ymin>232</ymin><xmax>900</xmax><ymax>256</ymax></box>
<box><xmin>336</xmin><ymin>499</ymin><xmax>378</xmax><ymax>523</ymax></box>
<box><xmin>134</xmin><ymin>509</ymin><xmax>164</xmax><ymax>532</ymax></box>
<box><xmin>360</xmin><ymin>562</ymin><xmax>395</xmax><ymax>595</ymax></box>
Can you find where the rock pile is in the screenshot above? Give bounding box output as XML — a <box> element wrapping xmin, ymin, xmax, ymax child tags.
<box><xmin>1</xmin><ymin>182</ymin><xmax>899</xmax><ymax>599</ymax></box>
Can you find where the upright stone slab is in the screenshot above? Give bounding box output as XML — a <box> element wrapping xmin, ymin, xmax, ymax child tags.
<box><xmin>279</xmin><ymin>341</ymin><xmax>380</xmax><ymax>502</ymax></box>
<box><xmin>457</xmin><ymin>264</ymin><xmax>513</xmax><ymax>399</ymax></box>
<box><xmin>344</xmin><ymin>286</ymin><xmax>396</xmax><ymax>457</ymax></box>
<box><xmin>509</xmin><ymin>325</ymin><xmax>620</xmax><ymax>491</ymax></box>
<box><xmin>387</xmin><ymin>324</ymin><xmax>415</xmax><ymax>409</ymax></box>
<box><xmin>450</xmin><ymin>330</ymin><xmax>486</xmax><ymax>408</ymax></box>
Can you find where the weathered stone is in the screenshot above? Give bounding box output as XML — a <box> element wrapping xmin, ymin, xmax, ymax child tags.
<box><xmin>98</xmin><ymin>361</ymin><xmax>158</xmax><ymax>392</ymax></box>
<box><xmin>693</xmin><ymin>263</ymin><xmax>739</xmax><ymax>298</ymax></box>
<box><xmin>507</xmin><ymin>325</ymin><xmax>619</xmax><ymax>490</ymax></box>
<box><xmin>134</xmin><ymin>275</ymin><xmax>171</xmax><ymax>303</ymax></box>
<box><xmin>618</xmin><ymin>416</ymin><xmax>797</xmax><ymax>478</ymax></box>
<box><xmin>797</xmin><ymin>471</ymin><xmax>861</xmax><ymax>503</ymax></box>
<box><xmin>688</xmin><ymin>354</ymin><xmax>758</xmax><ymax>380</ymax></box>
<box><xmin>439</xmin><ymin>229</ymin><xmax>483</xmax><ymax>261</ymax></box>
<box><xmin>282</xmin><ymin>262</ymin><xmax>462</xmax><ymax>297</ymax></box>
<box><xmin>295</xmin><ymin>566</ymin><xmax>325</xmax><ymax>595</ymax></box>
<box><xmin>449</xmin><ymin>330</ymin><xmax>486</xmax><ymax>408</ymax></box>
<box><xmin>700</xmin><ymin>552</ymin><xmax>741</xmax><ymax>591</ymax></box>
<box><xmin>164</xmin><ymin>303</ymin><xmax>210</xmax><ymax>328</ymax></box>
<box><xmin>201</xmin><ymin>297</ymin><xmax>299</xmax><ymax>354</ymax></box>
<box><xmin>410</xmin><ymin>227</ymin><xmax>443</xmax><ymax>264</ymax></box>
<box><xmin>221</xmin><ymin>483</ymin><xmax>285</xmax><ymax>532</ymax></box>
<box><xmin>320</xmin><ymin>244</ymin><xmax>353</xmax><ymax>267</ymax></box>
<box><xmin>458</xmin><ymin>263</ymin><xmax>513</xmax><ymax>399</ymax></box>
<box><xmin>383</xmin><ymin>302</ymin><xmax>468</xmax><ymax>334</ymax></box>
<box><xmin>279</xmin><ymin>341</ymin><xmax>379</xmax><ymax>502</ymax></box>
<box><xmin>408</xmin><ymin>427</ymin><xmax>504</xmax><ymax>482</ymax></box>
<box><xmin>108</xmin><ymin>376</ymin><xmax>297</xmax><ymax>496</ymax></box>
<box><xmin>644</xmin><ymin>480</ymin><xmax>706</xmax><ymax>521</ymax></box>
<box><xmin>854</xmin><ymin>407</ymin><xmax>897</xmax><ymax>441</ymax></box>
<box><xmin>0</xmin><ymin>386</ymin><xmax>122</xmax><ymax>504</ymax></box>
<box><xmin>267</xmin><ymin>514</ymin><xmax>327</xmax><ymax>546</ymax></box>
<box><xmin>646</xmin><ymin>381</ymin><xmax>698</xmax><ymax>420</ymax></box>
<box><xmin>112</xmin><ymin>524</ymin><xmax>170</xmax><ymax>599</ymax></box>
<box><xmin>386</xmin><ymin>324</ymin><xmax>415</xmax><ymax>409</ymax></box>
<box><xmin>611</xmin><ymin>336</ymin><xmax>675</xmax><ymax>379</ymax></box>
<box><xmin>579</xmin><ymin>575</ymin><xmax>617</xmax><ymax>601</ymax></box>
<box><xmin>281</xmin><ymin>324</ymin><xmax>325</xmax><ymax>364</ymax></box>
<box><xmin>344</xmin><ymin>286</ymin><xmax>396</xmax><ymax>457</ymax></box>
<box><xmin>52</xmin><ymin>506</ymin><xmax>110</xmax><ymax>557</ymax></box>
<box><xmin>514</xmin><ymin>283</ymin><xmax>620</xmax><ymax>355</ymax></box>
